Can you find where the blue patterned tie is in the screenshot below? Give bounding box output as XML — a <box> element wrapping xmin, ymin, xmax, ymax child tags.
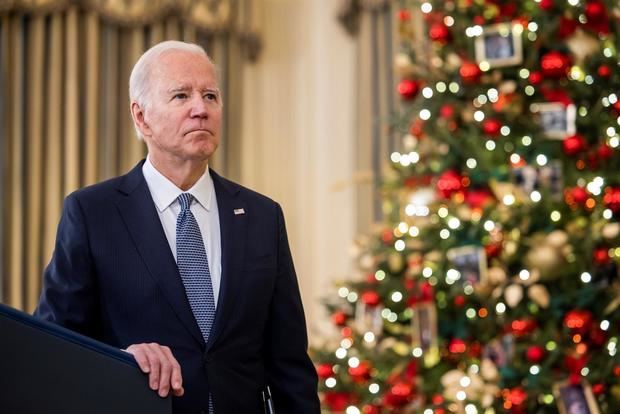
<box><xmin>176</xmin><ymin>193</ymin><xmax>216</xmax><ymax>340</ymax></box>
<box><xmin>176</xmin><ymin>193</ymin><xmax>216</xmax><ymax>413</ymax></box>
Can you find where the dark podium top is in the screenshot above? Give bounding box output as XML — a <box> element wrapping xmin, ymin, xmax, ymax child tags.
<box><xmin>0</xmin><ymin>302</ymin><xmax>171</xmax><ymax>414</ymax></box>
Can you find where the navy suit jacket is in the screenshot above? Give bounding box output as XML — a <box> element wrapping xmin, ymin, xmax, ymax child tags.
<box><xmin>35</xmin><ymin>161</ymin><xmax>320</xmax><ymax>414</ymax></box>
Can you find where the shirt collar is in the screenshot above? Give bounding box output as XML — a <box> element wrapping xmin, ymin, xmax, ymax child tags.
<box><xmin>142</xmin><ymin>156</ymin><xmax>214</xmax><ymax>213</ymax></box>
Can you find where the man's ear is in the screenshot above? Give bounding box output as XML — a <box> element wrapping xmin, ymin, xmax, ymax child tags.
<box><xmin>131</xmin><ymin>101</ymin><xmax>151</xmax><ymax>137</ymax></box>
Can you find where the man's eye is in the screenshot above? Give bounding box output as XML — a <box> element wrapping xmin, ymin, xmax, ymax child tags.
<box><xmin>205</xmin><ymin>93</ymin><xmax>218</xmax><ymax>101</ymax></box>
<box><xmin>174</xmin><ymin>93</ymin><xmax>188</xmax><ymax>99</ymax></box>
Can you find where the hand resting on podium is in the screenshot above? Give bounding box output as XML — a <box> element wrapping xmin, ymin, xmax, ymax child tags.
<box><xmin>126</xmin><ymin>343</ymin><xmax>185</xmax><ymax>398</ymax></box>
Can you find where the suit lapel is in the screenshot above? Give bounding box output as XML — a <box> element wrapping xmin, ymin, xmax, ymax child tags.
<box><xmin>206</xmin><ymin>169</ymin><xmax>246</xmax><ymax>351</ymax></box>
<box><xmin>115</xmin><ymin>162</ymin><xmax>205</xmax><ymax>347</ymax></box>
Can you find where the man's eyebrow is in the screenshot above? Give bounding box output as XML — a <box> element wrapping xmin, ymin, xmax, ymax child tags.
<box><xmin>167</xmin><ymin>86</ymin><xmax>190</xmax><ymax>94</ymax></box>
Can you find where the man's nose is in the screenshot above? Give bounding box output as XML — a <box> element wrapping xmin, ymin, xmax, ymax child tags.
<box><xmin>189</xmin><ymin>94</ymin><xmax>209</xmax><ymax>118</ymax></box>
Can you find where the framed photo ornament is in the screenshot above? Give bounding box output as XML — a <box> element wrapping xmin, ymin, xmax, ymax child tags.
<box><xmin>355</xmin><ymin>301</ymin><xmax>384</xmax><ymax>336</ymax></box>
<box><xmin>410</xmin><ymin>301</ymin><xmax>439</xmax><ymax>367</ymax></box>
<box><xmin>483</xmin><ymin>334</ymin><xmax>515</xmax><ymax>367</ymax></box>
<box><xmin>553</xmin><ymin>380</ymin><xmax>601</xmax><ymax>414</ymax></box>
<box><xmin>512</xmin><ymin>160</ymin><xmax>563</xmax><ymax>200</ymax></box>
<box><xmin>446</xmin><ymin>246</ymin><xmax>488</xmax><ymax>286</ymax></box>
<box><xmin>531</xmin><ymin>103</ymin><xmax>577</xmax><ymax>139</ymax></box>
<box><xmin>475</xmin><ymin>23</ymin><xmax>523</xmax><ymax>68</ymax></box>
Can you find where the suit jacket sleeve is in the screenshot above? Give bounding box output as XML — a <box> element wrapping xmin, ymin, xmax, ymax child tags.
<box><xmin>264</xmin><ymin>204</ymin><xmax>320</xmax><ymax>413</ymax></box>
<box><xmin>34</xmin><ymin>194</ymin><xmax>102</xmax><ymax>339</ymax></box>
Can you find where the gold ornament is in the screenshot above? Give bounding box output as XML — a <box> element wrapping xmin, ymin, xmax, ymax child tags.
<box><xmin>603</xmin><ymin>223</ymin><xmax>620</xmax><ymax>239</ymax></box>
<box><xmin>481</xmin><ymin>358</ymin><xmax>499</xmax><ymax>381</ymax></box>
<box><xmin>525</xmin><ymin>244</ymin><xmax>564</xmax><ymax>280</ymax></box>
<box><xmin>528</xmin><ymin>284</ymin><xmax>550</xmax><ymax>308</ymax></box>
<box><xmin>388</xmin><ymin>253</ymin><xmax>404</xmax><ymax>273</ymax></box>
<box><xmin>566</xmin><ymin>29</ymin><xmax>601</xmax><ymax>62</ymax></box>
<box><xmin>504</xmin><ymin>284</ymin><xmax>524</xmax><ymax>308</ymax></box>
<box><xmin>546</xmin><ymin>230</ymin><xmax>569</xmax><ymax>248</ymax></box>
<box><xmin>487</xmin><ymin>266</ymin><xmax>507</xmax><ymax>285</ymax></box>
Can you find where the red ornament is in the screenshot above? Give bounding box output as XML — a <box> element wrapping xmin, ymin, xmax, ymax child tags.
<box><xmin>324</xmin><ymin>391</ymin><xmax>353</xmax><ymax>412</ymax></box>
<box><xmin>585</xmin><ymin>1</ymin><xmax>606</xmax><ymax>21</ymax></box>
<box><xmin>529</xmin><ymin>71</ymin><xmax>543</xmax><ymax>85</ymax></box>
<box><xmin>598</xmin><ymin>143</ymin><xmax>613</xmax><ymax>160</ymax></box>
<box><xmin>482</xmin><ymin>119</ymin><xmax>502</xmax><ymax>137</ymax></box>
<box><xmin>592</xmin><ymin>383</ymin><xmax>606</xmax><ymax>395</ymax></box>
<box><xmin>432</xmin><ymin>394</ymin><xmax>444</xmax><ymax>405</ymax></box>
<box><xmin>383</xmin><ymin>382</ymin><xmax>413</xmax><ymax>408</ymax></box>
<box><xmin>569</xmin><ymin>373</ymin><xmax>582</xmax><ymax>385</ymax></box>
<box><xmin>485</xmin><ymin>242</ymin><xmax>502</xmax><ymax>259</ymax></box>
<box><xmin>498</xmin><ymin>3</ymin><xmax>517</xmax><ymax>18</ymax></box>
<box><xmin>420</xmin><ymin>282</ymin><xmax>434</xmax><ymax>302</ymax></box>
<box><xmin>429</xmin><ymin>22</ymin><xmax>451</xmax><ymax>44</ymax></box>
<box><xmin>466</xmin><ymin>187</ymin><xmax>494</xmax><ymax>209</ymax></box>
<box><xmin>584</xmin><ymin>0</ymin><xmax>610</xmax><ymax>34</ymax></box>
<box><xmin>612</xmin><ymin>100</ymin><xmax>620</xmax><ymax>115</ymax></box>
<box><xmin>473</xmin><ymin>15</ymin><xmax>485</xmax><ymax>25</ymax></box>
<box><xmin>539</xmin><ymin>0</ymin><xmax>554</xmax><ymax>10</ymax></box>
<box><xmin>397</xmin><ymin>79</ymin><xmax>419</xmax><ymax>100</ymax></box>
<box><xmin>469</xmin><ymin>342</ymin><xmax>482</xmax><ymax>358</ymax></box>
<box><xmin>332</xmin><ymin>311</ymin><xmax>347</xmax><ymax>327</ymax></box>
<box><xmin>381</xmin><ymin>229</ymin><xmax>394</xmax><ymax>244</ymax></box>
<box><xmin>525</xmin><ymin>345</ymin><xmax>545</xmax><ymax>363</ymax></box>
<box><xmin>316</xmin><ymin>363</ymin><xmax>334</xmax><ymax>379</ymax></box>
<box><xmin>454</xmin><ymin>295</ymin><xmax>466</xmax><ymax>307</ymax></box>
<box><xmin>448</xmin><ymin>338</ymin><xmax>467</xmax><ymax>354</ymax></box>
<box><xmin>558</xmin><ymin>16</ymin><xmax>578</xmax><ymax>38</ymax></box>
<box><xmin>598</xmin><ymin>64</ymin><xmax>612</xmax><ymax>78</ymax></box>
<box><xmin>349</xmin><ymin>360</ymin><xmax>372</xmax><ymax>383</ymax></box>
<box><xmin>502</xmin><ymin>387</ymin><xmax>528</xmax><ymax>413</ymax></box>
<box><xmin>404</xmin><ymin>359</ymin><xmax>417</xmax><ymax>380</ymax></box>
<box><xmin>482</xmin><ymin>118</ymin><xmax>503</xmax><ymax>137</ymax></box>
<box><xmin>593</xmin><ymin>247</ymin><xmax>610</xmax><ymax>265</ymax></box>
<box><xmin>397</xmin><ymin>9</ymin><xmax>411</xmax><ymax>22</ymax></box>
<box><xmin>459</xmin><ymin>62</ymin><xmax>482</xmax><ymax>84</ymax></box>
<box><xmin>440</xmin><ymin>104</ymin><xmax>455</xmax><ymax>119</ymax></box>
<box><xmin>565</xmin><ymin>354</ymin><xmax>589</xmax><ymax>375</ymax></box>
<box><xmin>564</xmin><ymin>309</ymin><xmax>593</xmax><ymax>334</ymax></box>
<box><xmin>361</xmin><ymin>290</ymin><xmax>381</xmax><ymax>307</ymax></box>
<box><xmin>603</xmin><ymin>187</ymin><xmax>620</xmax><ymax>213</ymax></box>
<box><xmin>362</xmin><ymin>404</ymin><xmax>381</xmax><ymax>414</ymax></box>
<box><xmin>540</xmin><ymin>51</ymin><xmax>571</xmax><ymax>79</ymax></box>
<box><xmin>590</xmin><ymin>326</ymin><xmax>607</xmax><ymax>346</ymax></box>
<box><xmin>366</xmin><ymin>273</ymin><xmax>379</xmax><ymax>284</ymax></box>
<box><xmin>613</xmin><ymin>365</ymin><xmax>620</xmax><ymax>377</ymax></box>
<box><xmin>563</xmin><ymin>134</ymin><xmax>588</xmax><ymax>156</ymax></box>
<box><xmin>541</xmin><ymin>87</ymin><xmax>573</xmax><ymax>106</ymax></box>
<box><xmin>564</xmin><ymin>186</ymin><xmax>589</xmax><ymax>207</ymax></box>
<box><xmin>509</xmin><ymin>319</ymin><xmax>538</xmax><ymax>336</ymax></box>
<box><xmin>436</xmin><ymin>170</ymin><xmax>463</xmax><ymax>199</ymax></box>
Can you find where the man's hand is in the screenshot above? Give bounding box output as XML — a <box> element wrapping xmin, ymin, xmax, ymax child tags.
<box><xmin>126</xmin><ymin>343</ymin><xmax>184</xmax><ymax>398</ymax></box>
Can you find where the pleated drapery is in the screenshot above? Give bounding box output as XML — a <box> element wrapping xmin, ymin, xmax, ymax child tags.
<box><xmin>0</xmin><ymin>0</ymin><xmax>261</xmax><ymax>311</ymax></box>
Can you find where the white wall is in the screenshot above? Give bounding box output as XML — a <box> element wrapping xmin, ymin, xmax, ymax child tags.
<box><xmin>240</xmin><ymin>0</ymin><xmax>357</xmax><ymax>342</ymax></box>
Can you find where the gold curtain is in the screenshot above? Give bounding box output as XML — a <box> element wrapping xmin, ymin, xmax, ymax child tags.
<box><xmin>0</xmin><ymin>0</ymin><xmax>261</xmax><ymax>311</ymax></box>
<box><xmin>337</xmin><ymin>0</ymin><xmax>399</xmax><ymax>231</ymax></box>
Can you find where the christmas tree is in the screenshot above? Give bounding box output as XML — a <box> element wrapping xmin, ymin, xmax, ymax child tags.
<box><xmin>313</xmin><ymin>0</ymin><xmax>620</xmax><ymax>413</ymax></box>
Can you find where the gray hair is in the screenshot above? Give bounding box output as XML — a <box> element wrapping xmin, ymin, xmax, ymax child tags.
<box><xmin>129</xmin><ymin>40</ymin><xmax>213</xmax><ymax>140</ymax></box>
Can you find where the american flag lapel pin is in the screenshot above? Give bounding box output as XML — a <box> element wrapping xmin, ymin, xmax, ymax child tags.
<box><xmin>234</xmin><ymin>208</ymin><xmax>245</xmax><ymax>215</ymax></box>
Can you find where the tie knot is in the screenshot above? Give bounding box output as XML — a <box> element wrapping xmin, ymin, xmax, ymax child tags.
<box><xmin>177</xmin><ymin>193</ymin><xmax>194</xmax><ymax>212</ymax></box>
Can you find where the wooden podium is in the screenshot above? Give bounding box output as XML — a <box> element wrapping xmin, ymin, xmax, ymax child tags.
<box><xmin>0</xmin><ymin>302</ymin><xmax>171</xmax><ymax>414</ymax></box>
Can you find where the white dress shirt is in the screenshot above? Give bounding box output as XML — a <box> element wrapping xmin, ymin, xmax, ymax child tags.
<box><xmin>142</xmin><ymin>157</ymin><xmax>222</xmax><ymax>307</ymax></box>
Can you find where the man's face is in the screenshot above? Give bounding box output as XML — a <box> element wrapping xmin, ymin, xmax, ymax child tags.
<box><xmin>138</xmin><ymin>50</ymin><xmax>222</xmax><ymax>163</ymax></box>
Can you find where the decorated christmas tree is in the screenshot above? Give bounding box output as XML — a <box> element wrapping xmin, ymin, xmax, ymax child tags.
<box><xmin>314</xmin><ymin>0</ymin><xmax>620</xmax><ymax>413</ymax></box>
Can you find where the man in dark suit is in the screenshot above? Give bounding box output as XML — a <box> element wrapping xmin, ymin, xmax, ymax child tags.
<box><xmin>35</xmin><ymin>40</ymin><xmax>320</xmax><ymax>414</ymax></box>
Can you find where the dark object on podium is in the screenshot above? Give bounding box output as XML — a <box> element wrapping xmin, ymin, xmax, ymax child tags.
<box><xmin>0</xmin><ymin>302</ymin><xmax>171</xmax><ymax>414</ymax></box>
